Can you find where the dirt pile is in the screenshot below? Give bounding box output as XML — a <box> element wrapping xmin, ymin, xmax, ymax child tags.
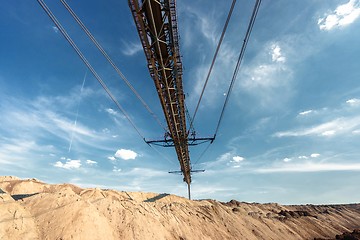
<box><xmin>1</xmin><ymin>176</ymin><xmax>360</xmax><ymax>240</ymax></box>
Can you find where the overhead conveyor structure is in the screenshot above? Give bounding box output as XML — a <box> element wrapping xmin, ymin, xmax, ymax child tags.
<box><xmin>37</xmin><ymin>0</ymin><xmax>261</xmax><ymax>200</ymax></box>
<box><xmin>128</xmin><ymin>0</ymin><xmax>193</xmax><ymax>198</ymax></box>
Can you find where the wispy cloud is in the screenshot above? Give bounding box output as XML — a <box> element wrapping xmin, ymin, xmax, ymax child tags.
<box><xmin>346</xmin><ymin>98</ymin><xmax>360</xmax><ymax>106</ymax></box>
<box><xmin>274</xmin><ymin>116</ymin><xmax>360</xmax><ymax>137</ymax></box>
<box><xmin>188</xmin><ymin>40</ymin><xmax>237</xmax><ymax>108</ymax></box>
<box><xmin>112</xmin><ymin>166</ymin><xmax>122</xmax><ymax>172</ymax></box>
<box><xmin>257</xmin><ymin>162</ymin><xmax>360</xmax><ymax>173</ymax></box>
<box><xmin>179</xmin><ymin>3</ymin><xmax>221</xmax><ymax>47</ymax></box>
<box><xmin>52</xmin><ymin>26</ymin><xmax>59</xmax><ymax>33</ymax></box>
<box><xmin>318</xmin><ymin>0</ymin><xmax>360</xmax><ymax>31</ymax></box>
<box><xmin>283</xmin><ymin>157</ymin><xmax>292</xmax><ymax>162</ymax></box>
<box><xmin>0</xmin><ymin>85</ymin><xmax>131</xmax><ymax>175</ymax></box>
<box><xmin>4</xmin><ymin>103</ymin><xmax>99</xmax><ymax>144</ymax></box>
<box><xmin>239</xmin><ymin>42</ymin><xmax>294</xmax><ymax>109</ymax></box>
<box><xmin>242</xmin><ymin>63</ymin><xmax>291</xmax><ymax>89</ymax></box>
<box><xmin>202</xmin><ymin>151</ymin><xmax>246</xmax><ymax>169</ymax></box>
<box><xmin>0</xmin><ymin>138</ymin><xmax>55</xmax><ymax>166</ymax></box>
<box><xmin>299</xmin><ymin>110</ymin><xmax>314</xmax><ymax>116</ymax></box>
<box><xmin>105</xmin><ymin>108</ymin><xmax>118</xmax><ymax>115</ymax></box>
<box><xmin>179</xmin><ymin>2</ymin><xmax>239</xmax><ymax>109</ymax></box>
<box><xmin>5</xmin><ymin>89</ymin><xmax>124</xmax><ymax>144</ymax></box>
<box><xmin>121</xmin><ymin>40</ymin><xmax>143</xmax><ymax>56</ymax></box>
<box><xmin>191</xmin><ymin>185</ymin><xmax>237</xmax><ymax>199</ymax></box>
<box><xmin>310</xmin><ymin>153</ymin><xmax>321</xmax><ymax>158</ymax></box>
<box><xmin>86</xmin><ymin>159</ymin><xmax>97</xmax><ymax>166</ymax></box>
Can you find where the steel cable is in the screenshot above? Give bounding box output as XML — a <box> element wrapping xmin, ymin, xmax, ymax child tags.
<box><xmin>37</xmin><ymin>0</ymin><xmax>146</xmax><ymax>141</ymax></box>
<box><xmin>192</xmin><ymin>0</ymin><xmax>261</xmax><ymax>168</ymax></box>
<box><xmin>60</xmin><ymin>0</ymin><xmax>167</xmax><ymax>132</ymax></box>
<box><xmin>192</xmin><ymin>142</ymin><xmax>212</xmax><ymax>168</ymax></box>
<box><xmin>213</xmin><ymin>0</ymin><xmax>262</xmax><ymax>139</ymax></box>
<box><xmin>148</xmin><ymin>144</ymin><xmax>178</xmax><ymax>168</ymax></box>
<box><xmin>189</xmin><ymin>0</ymin><xmax>237</xmax><ymax>132</ymax></box>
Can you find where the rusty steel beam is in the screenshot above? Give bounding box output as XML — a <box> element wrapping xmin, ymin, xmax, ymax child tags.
<box><xmin>128</xmin><ymin>0</ymin><xmax>191</xmax><ymax>186</ymax></box>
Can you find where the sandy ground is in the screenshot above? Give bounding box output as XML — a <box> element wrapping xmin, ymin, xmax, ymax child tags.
<box><xmin>1</xmin><ymin>176</ymin><xmax>360</xmax><ymax>240</ymax></box>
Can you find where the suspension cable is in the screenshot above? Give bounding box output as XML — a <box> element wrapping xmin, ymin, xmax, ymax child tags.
<box><xmin>37</xmin><ymin>0</ymin><xmax>146</xmax><ymax>141</ymax></box>
<box><xmin>185</xmin><ymin>102</ymin><xmax>195</xmax><ymax>134</ymax></box>
<box><xmin>148</xmin><ymin>144</ymin><xmax>178</xmax><ymax>167</ymax></box>
<box><xmin>192</xmin><ymin>142</ymin><xmax>212</xmax><ymax>168</ymax></box>
<box><xmin>189</xmin><ymin>0</ymin><xmax>236</xmax><ymax>132</ymax></box>
<box><xmin>60</xmin><ymin>0</ymin><xmax>167</xmax><ymax>132</ymax></box>
<box><xmin>213</xmin><ymin>0</ymin><xmax>262</xmax><ymax>139</ymax></box>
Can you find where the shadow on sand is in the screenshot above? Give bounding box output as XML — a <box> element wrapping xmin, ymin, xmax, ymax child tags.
<box><xmin>11</xmin><ymin>193</ymin><xmax>39</xmax><ymax>201</ymax></box>
<box><xmin>144</xmin><ymin>193</ymin><xmax>169</xmax><ymax>203</ymax></box>
<box><xmin>0</xmin><ymin>188</ymin><xmax>39</xmax><ymax>201</ymax></box>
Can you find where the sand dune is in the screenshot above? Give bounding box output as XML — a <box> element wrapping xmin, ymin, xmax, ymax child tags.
<box><xmin>1</xmin><ymin>176</ymin><xmax>359</xmax><ymax>239</ymax></box>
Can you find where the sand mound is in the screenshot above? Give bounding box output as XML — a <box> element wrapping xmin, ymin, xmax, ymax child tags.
<box><xmin>1</xmin><ymin>177</ymin><xmax>360</xmax><ymax>240</ymax></box>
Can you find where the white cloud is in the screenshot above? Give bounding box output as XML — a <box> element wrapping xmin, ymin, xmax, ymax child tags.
<box><xmin>52</xmin><ymin>26</ymin><xmax>59</xmax><ymax>33</ymax></box>
<box><xmin>352</xmin><ymin>129</ymin><xmax>360</xmax><ymax>134</ymax></box>
<box><xmin>318</xmin><ymin>0</ymin><xmax>360</xmax><ymax>31</ymax></box>
<box><xmin>54</xmin><ymin>159</ymin><xmax>81</xmax><ymax>169</ymax></box>
<box><xmin>283</xmin><ymin>157</ymin><xmax>292</xmax><ymax>162</ymax></box>
<box><xmin>121</xmin><ymin>41</ymin><xmax>143</xmax><ymax>56</ymax></box>
<box><xmin>203</xmin><ymin>152</ymin><xmax>238</xmax><ymax>169</ymax></box>
<box><xmin>217</xmin><ymin>152</ymin><xmax>231</xmax><ymax>162</ymax></box>
<box><xmin>112</xmin><ymin>166</ymin><xmax>122</xmax><ymax>172</ymax></box>
<box><xmin>346</xmin><ymin>98</ymin><xmax>360</xmax><ymax>106</ymax></box>
<box><xmin>86</xmin><ymin>159</ymin><xmax>97</xmax><ymax>165</ymax></box>
<box><xmin>0</xmin><ymin>95</ymin><xmax>115</xmax><ymax>156</ymax></box>
<box><xmin>298</xmin><ymin>156</ymin><xmax>308</xmax><ymax>159</ymax></box>
<box><xmin>270</xmin><ymin>44</ymin><xmax>286</xmax><ymax>63</ymax></box>
<box><xmin>274</xmin><ymin>116</ymin><xmax>360</xmax><ymax>137</ymax></box>
<box><xmin>181</xmin><ymin>5</ymin><xmax>219</xmax><ymax>45</ymax></box>
<box><xmin>257</xmin><ymin>162</ymin><xmax>360</xmax><ymax>173</ymax></box>
<box><xmin>121</xmin><ymin>167</ymin><xmax>167</xmax><ymax>178</ymax></box>
<box><xmin>0</xmin><ymin>138</ymin><xmax>55</xmax><ymax>167</ymax></box>
<box><xmin>239</xmin><ymin>42</ymin><xmax>294</xmax><ymax>109</ymax></box>
<box><xmin>243</xmin><ymin>64</ymin><xmax>290</xmax><ymax>89</ymax></box>
<box><xmin>115</xmin><ymin>148</ymin><xmax>138</xmax><ymax>160</ymax></box>
<box><xmin>108</xmin><ymin>156</ymin><xmax>116</xmax><ymax>161</ymax></box>
<box><xmin>232</xmin><ymin>156</ymin><xmax>245</xmax><ymax>162</ymax></box>
<box><xmin>230</xmin><ymin>155</ymin><xmax>245</xmax><ymax>168</ymax></box>
<box><xmin>310</xmin><ymin>153</ymin><xmax>321</xmax><ymax>158</ymax></box>
<box><xmin>321</xmin><ymin>130</ymin><xmax>336</xmax><ymax>136</ymax></box>
<box><xmin>105</xmin><ymin>108</ymin><xmax>117</xmax><ymax>115</ymax></box>
<box><xmin>299</xmin><ymin>110</ymin><xmax>313</xmax><ymax>116</ymax></box>
<box><xmin>187</xmin><ymin>42</ymin><xmax>237</xmax><ymax>108</ymax></box>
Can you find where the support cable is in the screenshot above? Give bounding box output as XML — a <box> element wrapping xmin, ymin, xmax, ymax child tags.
<box><xmin>148</xmin><ymin>144</ymin><xmax>178</xmax><ymax>167</ymax></box>
<box><xmin>192</xmin><ymin>142</ymin><xmax>212</xmax><ymax>167</ymax></box>
<box><xmin>60</xmin><ymin>0</ymin><xmax>167</xmax><ymax>132</ymax></box>
<box><xmin>37</xmin><ymin>0</ymin><xmax>146</xmax><ymax>141</ymax></box>
<box><xmin>185</xmin><ymin>103</ymin><xmax>195</xmax><ymax>134</ymax></box>
<box><xmin>213</xmin><ymin>0</ymin><xmax>262</xmax><ymax>138</ymax></box>
<box><xmin>189</xmin><ymin>0</ymin><xmax>236</xmax><ymax>132</ymax></box>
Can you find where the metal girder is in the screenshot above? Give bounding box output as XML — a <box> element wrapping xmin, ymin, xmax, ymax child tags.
<box><xmin>128</xmin><ymin>0</ymin><xmax>191</xmax><ymax>185</ymax></box>
<box><xmin>146</xmin><ymin>136</ymin><xmax>215</xmax><ymax>147</ymax></box>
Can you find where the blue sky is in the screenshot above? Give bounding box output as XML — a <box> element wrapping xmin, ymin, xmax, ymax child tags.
<box><xmin>1</xmin><ymin>0</ymin><xmax>360</xmax><ymax>204</ymax></box>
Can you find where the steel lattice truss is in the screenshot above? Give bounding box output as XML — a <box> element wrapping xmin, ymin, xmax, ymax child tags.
<box><xmin>128</xmin><ymin>0</ymin><xmax>191</xmax><ymax>186</ymax></box>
